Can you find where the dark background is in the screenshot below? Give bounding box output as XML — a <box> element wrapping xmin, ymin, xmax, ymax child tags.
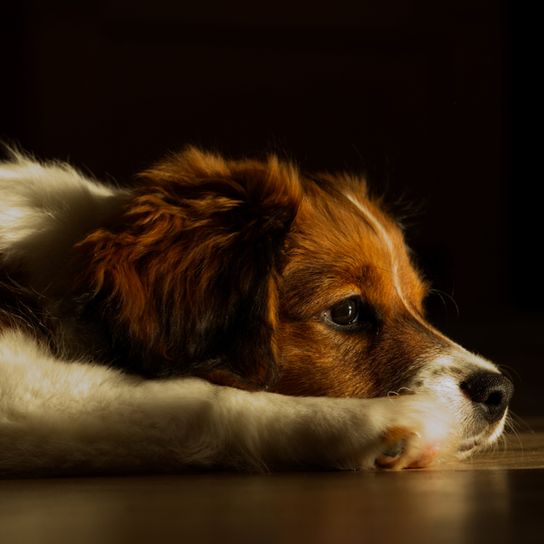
<box><xmin>1</xmin><ymin>1</ymin><xmax>539</xmax><ymax>417</ymax></box>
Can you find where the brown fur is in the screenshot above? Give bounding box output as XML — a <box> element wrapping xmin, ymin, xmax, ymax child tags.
<box><xmin>274</xmin><ymin>179</ymin><xmax>445</xmax><ymax>397</ymax></box>
<box><xmin>60</xmin><ymin>148</ymin><xmax>447</xmax><ymax>398</ymax></box>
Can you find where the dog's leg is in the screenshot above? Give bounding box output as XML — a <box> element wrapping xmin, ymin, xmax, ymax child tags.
<box><xmin>0</xmin><ymin>331</ymin><xmax>456</xmax><ymax>475</ymax></box>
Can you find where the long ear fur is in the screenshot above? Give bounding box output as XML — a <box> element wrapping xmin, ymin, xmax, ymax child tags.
<box><xmin>72</xmin><ymin>147</ymin><xmax>302</xmax><ymax>387</ymax></box>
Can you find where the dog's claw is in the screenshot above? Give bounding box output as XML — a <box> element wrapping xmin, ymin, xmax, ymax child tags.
<box><xmin>381</xmin><ymin>439</ymin><xmax>405</xmax><ymax>458</ymax></box>
<box><xmin>375</xmin><ymin>440</ymin><xmax>406</xmax><ymax>467</ymax></box>
<box><xmin>374</xmin><ymin>426</ymin><xmax>422</xmax><ymax>469</ymax></box>
<box><xmin>375</xmin><ymin>449</ymin><xmax>404</xmax><ymax>468</ymax></box>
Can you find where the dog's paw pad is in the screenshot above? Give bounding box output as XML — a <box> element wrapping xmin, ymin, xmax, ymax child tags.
<box><xmin>406</xmin><ymin>444</ymin><xmax>441</xmax><ymax>468</ymax></box>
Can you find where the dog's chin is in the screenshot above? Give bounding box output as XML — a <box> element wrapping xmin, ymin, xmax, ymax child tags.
<box><xmin>455</xmin><ymin>414</ymin><xmax>508</xmax><ymax>459</ymax></box>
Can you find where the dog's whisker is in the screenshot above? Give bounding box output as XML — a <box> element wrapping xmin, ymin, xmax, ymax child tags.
<box><xmin>428</xmin><ymin>288</ymin><xmax>460</xmax><ymax>319</ymax></box>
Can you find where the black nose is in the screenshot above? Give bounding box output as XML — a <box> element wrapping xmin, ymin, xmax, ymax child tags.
<box><xmin>460</xmin><ymin>372</ymin><xmax>514</xmax><ymax>423</ymax></box>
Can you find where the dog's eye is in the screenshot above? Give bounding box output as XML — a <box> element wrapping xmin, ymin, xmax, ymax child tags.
<box><xmin>329</xmin><ymin>298</ymin><xmax>361</xmax><ymax>325</ymax></box>
<box><xmin>322</xmin><ymin>297</ymin><xmax>377</xmax><ymax>331</ymax></box>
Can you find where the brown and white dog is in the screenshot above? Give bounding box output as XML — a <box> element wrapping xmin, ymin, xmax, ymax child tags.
<box><xmin>0</xmin><ymin>147</ymin><xmax>512</xmax><ymax>475</ymax></box>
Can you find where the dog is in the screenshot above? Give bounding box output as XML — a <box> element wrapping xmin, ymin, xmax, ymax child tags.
<box><xmin>0</xmin><ymin>146</ymin><xmax>513</xmax><ymax>475</ymax></box>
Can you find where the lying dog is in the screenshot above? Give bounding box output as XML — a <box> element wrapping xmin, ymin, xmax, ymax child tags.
<box><xmin>0</xmin><ymin>147</ymin><xmax>513</xmax><ymax>475</ymax></box>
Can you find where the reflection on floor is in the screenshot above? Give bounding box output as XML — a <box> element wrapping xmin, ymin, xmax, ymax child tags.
<box><xmin>1</xmin><ymin>423</ymin><xmax>543</xmax><ymax>544</ymax></box>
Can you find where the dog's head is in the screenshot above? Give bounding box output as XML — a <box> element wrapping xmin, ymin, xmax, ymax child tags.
<box><xmin>75</xmin><ymin>147</ymin><xmax>512</xmax><ymax>458</ymax></box>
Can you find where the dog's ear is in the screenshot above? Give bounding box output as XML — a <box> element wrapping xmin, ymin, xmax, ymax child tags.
<box><xmin>73</xmin><ymin>147</ymin><xmax>302</xmax><ymax>387</ymax></box>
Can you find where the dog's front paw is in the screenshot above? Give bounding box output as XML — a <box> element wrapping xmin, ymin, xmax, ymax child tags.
<box><xmin>358</xmin><ymin>395</ymin><xmax>458</xmax><ymax>471</ymax></box>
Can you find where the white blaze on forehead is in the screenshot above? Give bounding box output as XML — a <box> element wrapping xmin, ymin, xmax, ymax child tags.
<box><xmin>345</xmin><ymin>193</ymin><xmax>412</xmax><ymax>312</ymax></box>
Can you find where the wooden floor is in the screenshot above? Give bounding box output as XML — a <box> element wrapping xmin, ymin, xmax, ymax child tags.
<box><xmin>1</xmin><ymin>422</ymin><xmax>544</xmax><ymax>544</ymax></box>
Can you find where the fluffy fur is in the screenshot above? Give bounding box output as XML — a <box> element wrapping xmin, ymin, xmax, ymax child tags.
<box><xmin>0</xmin><ymin>147</ymin><xmax>512</xmax><ymax>475</ymax></box>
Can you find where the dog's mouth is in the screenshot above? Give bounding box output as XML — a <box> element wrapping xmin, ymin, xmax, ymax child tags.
<box><xmin>457</xmin><ymin>435</ymin><xmax>484</xmax><ymax>456</ymax></box>
<box><xmin>456</xmin><ymin>419</ymin><xmax>506</xmax><ymax>458</ymax></box>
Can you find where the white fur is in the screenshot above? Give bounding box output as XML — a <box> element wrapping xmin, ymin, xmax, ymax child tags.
<box><xmin>0</xmin><ymin>153</ymin><xmax>502</xmax><ymax>475</ymax></box>
<box><xmin>0</xmin><ymin>151</ymin><xmax>127</xmax><ymax>292</ymax></box>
